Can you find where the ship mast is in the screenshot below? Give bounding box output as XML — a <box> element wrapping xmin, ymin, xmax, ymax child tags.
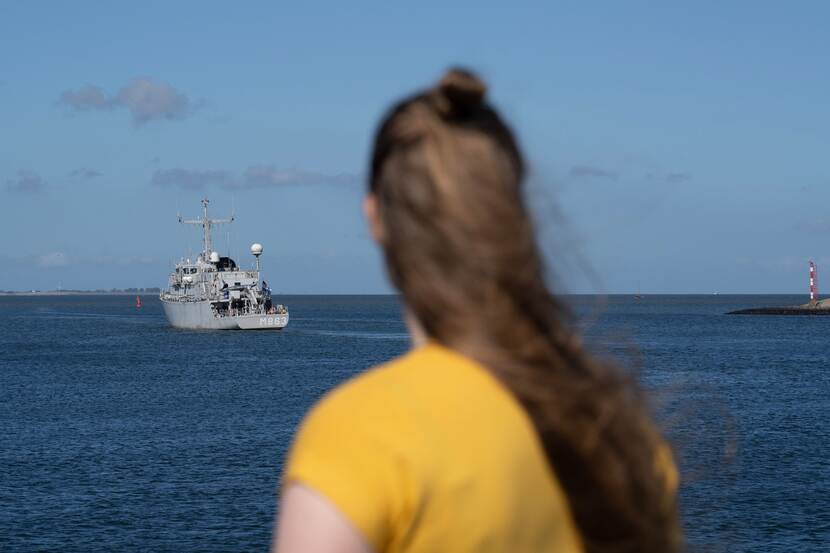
<box><xmin>178</xmin><ymin>198</ymin><xmax>234</xmax><ymax>259</ymax></box>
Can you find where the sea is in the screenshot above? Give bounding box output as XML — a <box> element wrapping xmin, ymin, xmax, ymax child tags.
<box><xmin>1</xmin><ymin>294</ymin><xmax>827</xmax><ymax>552</ymax></box>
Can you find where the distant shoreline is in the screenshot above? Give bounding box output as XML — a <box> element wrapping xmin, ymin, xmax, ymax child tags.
<box><xmin>0</xmin><ymin>290</ymin><xmax>160</xmax><ymax>297</ymax></box>
<box><xmin>0</xmin><ymin>290</ymin><xmax>395</xmax><ymax>297</ymax></box>
<box><xmin>0</xmin><ymin>291</ymin><xmax>810</xmax><ymax>297</ymax></box>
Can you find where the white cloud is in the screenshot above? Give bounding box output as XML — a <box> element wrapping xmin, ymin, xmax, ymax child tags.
<box><xmin>150</xmin><ymin>165</ymin><xmax>361</xmax><ymax>190</ymax></box>
<box><xmin>70</xmin><ymin>168</ymin><xmax>103</xmax><ymax>179</ymax></box>
<box><xmin>116</xmin><ymin>78</ymin><xmax>193</xmax><ymax>124</ymax></box>
<box><xmin>237</xmin><ymin>166</ymin><xmax>361</xmax><ymax>188</ymax></box>
<box><xmin>59</xmin><ymin>77</ymin><xmax>196</xmax><ymax>125</ymax></box>
<box><xmin>59</xmin><ymin>85</ymin><xmax>110</xmax><ymax>110</ymax></box>
<box><xmin>5</xmin><ymin>170</ymin><xmax>46</xmax><ymax>194</ymax></box>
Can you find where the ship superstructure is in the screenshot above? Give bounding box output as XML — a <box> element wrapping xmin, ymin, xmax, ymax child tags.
<box><xmin>160</xmin><ymin>198</ymin><xmax>288</xmax><ymax>330</ymax></box>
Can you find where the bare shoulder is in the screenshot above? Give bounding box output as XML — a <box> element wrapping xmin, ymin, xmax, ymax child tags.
<box><xmin>273</xmin><ymin>484</ymin><xmax>373</xmax><ymax>553</ymax></box>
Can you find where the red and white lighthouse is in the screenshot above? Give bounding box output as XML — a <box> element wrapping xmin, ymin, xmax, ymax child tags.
<box><xmin>809</xmin><ymin>261</ymin><xmax>818</xmax><ymax>305</ymax></box>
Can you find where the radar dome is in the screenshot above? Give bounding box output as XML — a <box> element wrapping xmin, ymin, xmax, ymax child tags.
<box><xmin>209</xmin><ymin>251</ymin><xmax>220</xmax><ymax>263</ymax></box>
<box><xmin>250</xmin><ymin>243</ymin><xmax>263</xmax><ymax>257</ymax></box>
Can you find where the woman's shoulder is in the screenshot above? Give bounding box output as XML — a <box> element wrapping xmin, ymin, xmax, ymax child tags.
<box><xmin>316</xmin><ymin>342</ymin><xmax>433</xmax><ymax>393</ymax></box>
<box><xmin>297</xmin><ymin>342</ymin><xmax>498</xmax><ymax>450</ymax></box>
<box><xmin>314</xmin><ymin>342</ymin><xmax>502</xmax><ymax>415</ymax></box>
<box><xmin>284</xmin><ymin>348</ymin><xmax>437</xmax><ymax>550</ymax></box>
<box><xmin>298</xmin><ymin>347</ymin><xmax>427</xmax><ymax>436</ymax></box>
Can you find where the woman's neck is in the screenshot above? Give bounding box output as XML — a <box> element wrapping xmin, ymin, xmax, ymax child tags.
<box><xmin>404</xmin><ymin>307</ymin><xmax>428</xmax><ymax>349</ymax></box>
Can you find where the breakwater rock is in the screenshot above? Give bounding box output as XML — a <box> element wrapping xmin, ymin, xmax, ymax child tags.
<box><xmin>728</xmin><ymin>306</ymin><xmax>830</xmax><ymax>315</ymax></box>
<box><xmin>728</xmin><ymin>299</ymin><xmax>830</xmax><ymax>315</ymax></box>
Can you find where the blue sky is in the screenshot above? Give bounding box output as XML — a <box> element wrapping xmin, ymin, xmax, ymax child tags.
<box><xmin>1</xmin><ymin>1</ymin><xmax>828</xmax><ymax>293</ymax></box>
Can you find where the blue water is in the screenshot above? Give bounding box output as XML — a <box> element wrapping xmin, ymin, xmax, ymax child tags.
<box><xmin>1</xmin><ymin>295</ymin><xmax>827</xmax><ymax>551</ymax></box>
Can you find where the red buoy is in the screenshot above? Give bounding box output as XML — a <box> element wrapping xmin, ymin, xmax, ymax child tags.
<box><xmin>136</xmin><ymin>295</ymin><xmax>142</xmax><ymax>308</ymax></box>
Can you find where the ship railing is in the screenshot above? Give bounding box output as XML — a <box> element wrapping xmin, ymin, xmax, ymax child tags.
<box><xmin>160</xmin><ymin>291</ymin><xmax>210</xmax><ymax>302</ymax></box>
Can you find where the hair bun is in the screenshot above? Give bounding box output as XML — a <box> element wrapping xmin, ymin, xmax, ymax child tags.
<box><xmin>433</xmin><ymin>68</ymin><xmax>487</xmax><ymax>116</ymax></box>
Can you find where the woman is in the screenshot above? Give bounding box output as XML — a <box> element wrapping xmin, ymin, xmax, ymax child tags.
<box><xmin>273</xmin><ymin>69</ymin><xmax>681</xmax><ymax>553</ymax></box>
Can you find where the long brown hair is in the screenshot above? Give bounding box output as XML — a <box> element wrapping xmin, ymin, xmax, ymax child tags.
<box><xmin>369</xmin><ymin>68</ymin><xmax>682</xmax><ymax>553</ymax></box>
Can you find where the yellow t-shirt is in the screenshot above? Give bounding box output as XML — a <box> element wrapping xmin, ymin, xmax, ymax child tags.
<box><xmin>283</xmin><ymin>342</ymin><xmax>584</xmax><ymax>552</ymax></box>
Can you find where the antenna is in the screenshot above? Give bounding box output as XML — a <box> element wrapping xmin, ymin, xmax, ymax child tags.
<box><xmin>178</xmin><ymin>197</ymin><xmax>234</xmax><ymax>260</ymax></box>
<box><xmin>229</xmin><ymin>195</ymin><xmax>236</xmax><ymax>260</ymax></box>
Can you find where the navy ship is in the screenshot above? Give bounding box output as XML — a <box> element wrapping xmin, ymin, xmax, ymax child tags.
<box><xmin>160</xmin><ymin>198</ymin><xmax>289</xmax><ymax>330</ymax></box>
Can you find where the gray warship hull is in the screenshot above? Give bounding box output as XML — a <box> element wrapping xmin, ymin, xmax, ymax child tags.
<box><xmin>162</xmin><ymin>299</ymin><xmax>289</xmax><ymax>330</ymax></box>
<box><xmin>160</xmin><ymin>198</ymin><xmax>289</xmax><ymax>331</ymax></box>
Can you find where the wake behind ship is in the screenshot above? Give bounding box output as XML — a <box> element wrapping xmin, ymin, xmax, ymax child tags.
<box><xmin>160</xmin><ymin>198</ymin><xmax>289</xmax><ymax>330</ymax></box>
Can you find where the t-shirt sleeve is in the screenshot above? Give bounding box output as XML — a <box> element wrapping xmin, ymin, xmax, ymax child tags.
<box><xmin>282</xmin><ymin>380</ymin><xmax>411</xmax><ymax>551</ymax></box>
